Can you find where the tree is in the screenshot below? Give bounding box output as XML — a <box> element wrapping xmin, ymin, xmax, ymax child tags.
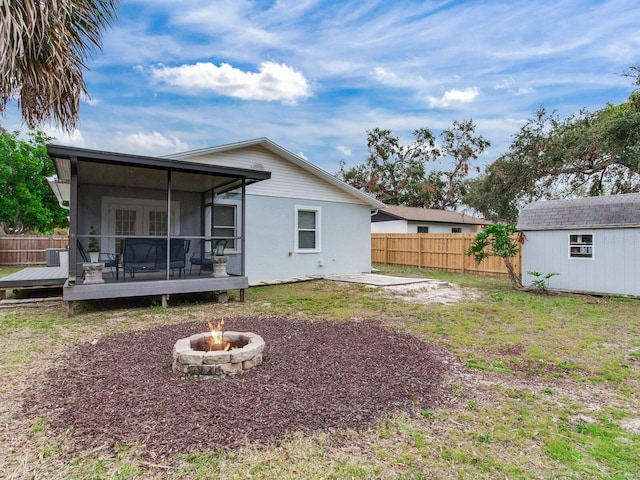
<box><xmin>464</xmin><ymin>89</ymin><xmax>640</xmax><ymax>222</ymax></box>
<box><xmin>338</xmin><ymin>120</ymin><xmax>489</xmax><ymax>209</ymax></box>
<box><xmin>467</xmin><ymin>223</ymin><xmax>522</xmax><ymax>289</ymax></box>
<box><xmin>0</xmin><ymin>129</ymin><xmax>68</xmax><ymax>234</ymax></box>
<box><xmin>0</xmin><ymin>0</ymin><xmax>119</xmax><ymax>131</ymax></box>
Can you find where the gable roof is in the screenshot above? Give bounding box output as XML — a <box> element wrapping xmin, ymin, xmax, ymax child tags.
<box><xmin>374</xmin><ymin>205</ymin><xmax>491</xmax><ymax>225</ymax></box>
<box><xmin>517</xmin><ymin>193</ymin><xmax>640</xmax><ymax>230</ymax></box>
<box><xmin>167</xmin><ymin>138</ymin><xmax>386</xmax><ymax>209</ymax></box>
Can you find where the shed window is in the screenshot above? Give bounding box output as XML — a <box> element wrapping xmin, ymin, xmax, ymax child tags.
<box><xmin>295</xmin><ymin>206</ymin><xmax>321</xmax><ymax>252</ymax></box>
<box><xmin>569</xmin><ymin>234</ymin><xmax>593</xmax><ymax>258</ymax></box>
<box><xmin>417</xmin><ymin>226</ymin><xmax>429</xmax><ymax>233</ymax></box>
<box><xmin>451</xmin><ymin>227</ymin><xmax>462</xmax><ymax>233</ymax></box>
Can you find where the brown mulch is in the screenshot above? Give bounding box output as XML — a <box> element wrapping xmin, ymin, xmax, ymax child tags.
<box><xmin>25</xmin><ymin>316</ymin><xmax>453</xmax><ymax>457</ymax></box>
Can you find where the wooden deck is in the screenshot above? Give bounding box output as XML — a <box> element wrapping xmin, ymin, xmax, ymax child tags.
<box><xmin>0</xmin><ymin>267</ymin><xmax>67</xmax><ymax>289</ymax></box>
<box><xmin>0</xmin><ymin>266</ymin><xmax>246</xmax><ymax>304</ymax></box>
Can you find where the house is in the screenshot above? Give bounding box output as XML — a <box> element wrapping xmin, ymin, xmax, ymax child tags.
<box><xmin>517</xmin><ymin>194</ymin><xmax>640</xmax><ymax>297</ymax></box>
<box><xmin>46</xmin><ymin>139</ymin><xmax>385</xmax><ymax>311</ymax></box>
<box><xmin>167</xmin><ymin>138</ymin><xmax>385</xmax><ymax>281</ymax></box>
<box><xmin>371</xmin><ymin>206</ymin><xmax>490</xmax><ymax>233</ymax></box>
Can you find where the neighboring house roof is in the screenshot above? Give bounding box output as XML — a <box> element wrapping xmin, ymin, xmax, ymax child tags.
<box><xmin>167</xmin><ymin>137</ymin><xmax>386</xmax><ymax>210</ymax></box>
<box><xmin>373</xmin><ymin>205</ymin><xmax>491</xmax><ymax>225</ymax></box>
<box><xmin>517</xmin><ymin>193</ymin><xmax>640</xmax><ymax>230</ymax></box>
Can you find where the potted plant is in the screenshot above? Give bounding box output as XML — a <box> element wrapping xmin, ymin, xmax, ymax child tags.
<box><xmin>87</xmin><ymin>226</ymin><xmax>101</xmax><ymax>262</ymax></box>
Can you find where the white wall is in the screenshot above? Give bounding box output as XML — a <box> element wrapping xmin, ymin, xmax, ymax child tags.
<box><xmin>371</xmin><ymin>221</ymin><xmax>479</xmax><ymax>233</ymax></box>
<box><xmin>371</xmin><ymin>220</ymin><xmax>407</xmax><ymax>233</ymax></box>
<box><xmin>521</xmin><ymin>228</ymin><xmax>640</xmax><ymax>296</ymax></box>
<box><xmin>244</xmin><ymin>195</ymin><xmax>372</xmax><ymax>281</ymax></box>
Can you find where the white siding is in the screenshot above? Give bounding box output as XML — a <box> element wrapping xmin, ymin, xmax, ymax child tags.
<box><xmin>371</xmin><ymin>221</ymin><xmax>479</xmax><ymax>233</ymax></box>
<box><xmin>241</xmin><ymin>196</ymin><xmax>372</xmax><ymax>281</ymax></box>
<box><xmin>521</xmin><ymin>228</ymin><xmax>640</xmax><ymax>296</ymax></box>
<box><xmin>371</xmin><ymin>220</ymin><xmax>407</xmax><ymax>233</ymax></box>
<box><xmin>182</xmin><ymin>146</ymin><xmax>367</xmax><ymax>205</ymax></box>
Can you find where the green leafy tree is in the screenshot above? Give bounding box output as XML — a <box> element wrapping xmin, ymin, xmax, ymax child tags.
<box><xmin>464</xmin><ymin>87</ymin><xmax>640</xmax><ymax>221</ymax></box>
<box><xmin>0</xmin><ymin>0</ymin><xmax>119</xmax><ymax>131</ymax></box>
<box><xmin>0</xmin><ymin>129</ymin><xmax>68</xmax><ymax>234</ymax></box>
<box><xmin>467</xmin><ymin>223</ymin><xmax>522</xmax><ymax>289</ymax></box>
<box><xmin>338</xmin><ymin>120</ymin><xmax>489</xmax><ymax>209</ymax></box>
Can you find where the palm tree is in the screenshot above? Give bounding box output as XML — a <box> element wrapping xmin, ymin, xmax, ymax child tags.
<box><xmin>0</xmin><ymin>0</ymin><xmax>119</xmax><ymax>131</ymax></box>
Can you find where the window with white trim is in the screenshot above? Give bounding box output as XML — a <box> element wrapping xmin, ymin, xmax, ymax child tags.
<box><xmin>295</xmin><ymin>206</ymin><xmax>321</xmax><ymax>252</ymax></box>
<box><xmin>569</xmin><ymin>234</ymin><xmax>593</xmax><ymax>258</ymax></box>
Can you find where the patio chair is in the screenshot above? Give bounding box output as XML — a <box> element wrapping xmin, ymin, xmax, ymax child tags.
<box><xmin>158</xmin><ymin>239</ymin><xmax>191</xmax><ymax>278</ymax></box>
<box><xmin>189</xmin><ymin>239</ymin><xmax>227</xmax><ymax>275</ymax></box>
<box><xmin>77</xmin><ymin>240</ymin><xmax>119</xmax><ymax>280</ymax></box>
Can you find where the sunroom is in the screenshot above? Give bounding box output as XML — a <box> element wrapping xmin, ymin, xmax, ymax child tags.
<box><xmin>47</xmin><ymin>145</ymin><xmax>271</xmax><ymax>314</ymax></box>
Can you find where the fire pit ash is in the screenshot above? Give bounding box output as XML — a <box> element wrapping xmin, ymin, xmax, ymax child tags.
<box><xmin>172</xmin><ymin>319</ymin><xmax>265</xmax><ymax>377</ymax></box>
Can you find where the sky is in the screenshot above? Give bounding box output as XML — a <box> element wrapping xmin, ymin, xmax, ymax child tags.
<box><xmin>2</xmin><ymin>0</ymin><xmax>640</xmax><ymax>175</ymax></box>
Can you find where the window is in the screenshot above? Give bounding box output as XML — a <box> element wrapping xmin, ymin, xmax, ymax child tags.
<box><xmin>451</xmin><ymin>227</ymin><xmax>462</xmax><ymax>233</ymax></box>
<box><xmin>569</xmin><ymin>234</ymin><xmax>593</xmax><ymax>258</ymax></box>
<box><xmin>417</xmin><ymin>226</ymin><xmax>429</xmax><ymax>233</ymax></box>
<box><xmin>213</xmin><ymin>205</ymin><xmax>236</xmax><ymax>250</ymax></box>
<box><xmin>295</xmin><ymin>206</ymin><xmax>321</xmax><ymax>252</ymax></box>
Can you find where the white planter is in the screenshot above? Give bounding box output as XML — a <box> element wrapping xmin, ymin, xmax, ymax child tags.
<box><xmin>89</xmin><ymin>251</ymin><xmax>100</xmax><ymax>263</ymax></box>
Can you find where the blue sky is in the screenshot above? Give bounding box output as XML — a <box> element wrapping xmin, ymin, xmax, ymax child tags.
<box><xmin>3</xmin><ymin>0</ymin><xmax>640</xmax><ymax>174</ymax></box>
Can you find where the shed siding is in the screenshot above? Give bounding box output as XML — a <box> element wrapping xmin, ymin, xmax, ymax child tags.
<box><xmin>187</xmin><ymin>146</ymin><xmax>366</xmax><ymax>205</ymax></box>
<box><xmin>243</xmin><ymin>196</ymin><xmax>372</xmax><ymax>281</ymax></box>
<box><xmin>522</xmin><ymin>228</ymin><xmax>640</xmax><ymax>296</ymax></box>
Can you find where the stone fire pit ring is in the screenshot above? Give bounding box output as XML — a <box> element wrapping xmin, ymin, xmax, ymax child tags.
<box><xmin>172</xmin><ymin>331</ymin><xmax>265</xmax><ymax>377</ymax></box>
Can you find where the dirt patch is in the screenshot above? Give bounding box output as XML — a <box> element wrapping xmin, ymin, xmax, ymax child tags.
<box><xmin>381</xmin><ymin>281</ymin><xmax>482</xmax><ymax>305</ymax></box>
<box><xmin>24</xmin><ymin>316</ymin><xmax>455</xmax><ymax>458</ymax></box>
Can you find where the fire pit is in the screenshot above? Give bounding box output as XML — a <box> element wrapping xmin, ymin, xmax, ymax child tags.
<box><xmin>172</xmin><ymin>320</ymin><xmax>265</xmax><ymax>377</ymax></box>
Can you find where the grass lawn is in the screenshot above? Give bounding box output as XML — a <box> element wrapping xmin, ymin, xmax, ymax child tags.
<box><xmin>0</xmin><ymin>264</ymin><xmax>638</xmax><ymax>479</ymax></box>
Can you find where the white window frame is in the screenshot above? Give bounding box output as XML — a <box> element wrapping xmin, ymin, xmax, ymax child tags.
<box><xmin>205</xmin><ymin>203</ymin><xmax>239</xmax><ymax>253</ymax></box>
<box><xmin>568</xmin><ymin>233</ymin><xmax>594</xmax><ymax>259</ymax></box>
<box><xmin>294</xmin><ymin>205</ymin><xmax>321</xmax><ymax>253</ymax></box>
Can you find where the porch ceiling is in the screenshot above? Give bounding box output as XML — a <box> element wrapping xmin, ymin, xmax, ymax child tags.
<box><xmin>48</xmin><ymin>144</ymin><xmax>271</xmax><ymax>195</ymax></box>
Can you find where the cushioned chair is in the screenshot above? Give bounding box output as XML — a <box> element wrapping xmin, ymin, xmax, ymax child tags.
<box><xmin>121</xmin><ymin>238</ymin><xmax>160</xmax><ymax>279</ymax></box>
<box><xmin>189</xmin><ymin>239</ymin><xmax>227</xmax><ymax>275</ymax></box>
<box><xmin>159</xmin><ymin>239</ymin><xmax>190</xmax><ymax>278</ymax></box>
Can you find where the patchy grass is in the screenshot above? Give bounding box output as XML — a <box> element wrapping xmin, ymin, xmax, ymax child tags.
<box><xmin>0</xmin><ymin>265</ymin><xmax>638</xmax><ymax>479</ymax></box>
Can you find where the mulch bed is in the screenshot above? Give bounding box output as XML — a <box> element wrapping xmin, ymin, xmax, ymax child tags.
<box><xmin>26</xmin><ymin>316</ymin><xmax>453</xmax><ymax>457</ymax></box>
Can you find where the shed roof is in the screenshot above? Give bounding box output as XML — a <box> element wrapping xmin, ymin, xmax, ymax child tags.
<box><xmin>517</xmin><ymin>193</ymin><xmax>640</xmax><ymax>230</ymax></box>
<box><xmin>374</xmin><ymin>205</ymin><xmax>491</xmax><ymax>225</ymax></box>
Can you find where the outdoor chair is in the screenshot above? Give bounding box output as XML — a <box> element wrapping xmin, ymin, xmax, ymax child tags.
<box><xmin>157</xmin><ymin>239</ymin><xmax>191</xmax><ymax>278</ymax></box>
<box><xmin>76</xmin><ymin>240</ymin><xmax>119</xmax><ymax>280</ymax></box>
<box><xmin>121</xmin><ymin>238</ymin><xmax>161</xmax><ymax>279</ymax></box>
<box><xmin>189</xmin><ymin>239</ymin><xmax>227</xmax><ymax>275</ymax></box>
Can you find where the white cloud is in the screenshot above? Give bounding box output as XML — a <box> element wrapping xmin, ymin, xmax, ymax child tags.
<box><xmin>336</xmin><ymin>145</ymin><xmax>352</xmax><ymax>157</ymax></box>
<box><xmin>114</xmin><ymin>131</ymin><xmax>191</xmax><ymax>156</ymax></box>
<box><xmin>43</xmin><ymin>128</ymin><xmax>94</xmax><ymax>149</ymax></box>
<box><xmin>150</xmin><ymin>61</ymin><xmax>312</xmax><ymax>105</ymax></box>
<box><xmin>297</xmin><ymin>151</ymin><xmax>309</xmax><ymax>160</ymax></box>
<box><xmin>427</xmin><ymin>87</ymin><xmax>480</xmax><ymax>108</ymax></box>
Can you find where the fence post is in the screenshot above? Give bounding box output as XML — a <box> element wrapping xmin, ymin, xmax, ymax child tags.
<box><xmin>385</xmin><ymin>235</ymin><xmax>390</xmax><ymax>265</ymax></box>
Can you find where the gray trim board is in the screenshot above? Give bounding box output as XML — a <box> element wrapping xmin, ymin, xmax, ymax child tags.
<box><xmin>62</xmin><ymin>276</ymin><xmax>248</xmax><ymax>301</ymax></box>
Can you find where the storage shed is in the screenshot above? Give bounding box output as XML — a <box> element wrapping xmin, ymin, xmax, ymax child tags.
<box><xmin>517</xmin><ymin>194</ymin><xmax>640</xmax><ymax>297</ymax></box>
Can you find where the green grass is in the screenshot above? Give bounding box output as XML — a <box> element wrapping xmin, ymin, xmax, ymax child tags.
<box><xmin>1</xmin><ymin>264</ymin><xmax>639</xmax><ymax>479</ymax></box>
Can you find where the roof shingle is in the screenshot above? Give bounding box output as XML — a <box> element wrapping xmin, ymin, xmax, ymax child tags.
<box><xmin>517</xmin><ymin>193</ymin><xmax>640</xmax><ymax>230</ymax></box>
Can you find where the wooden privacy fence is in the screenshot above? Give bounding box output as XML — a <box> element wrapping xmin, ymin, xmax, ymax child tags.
<box><xmin>371</xmin><ymin>233</ymin><xmax>521</xmax><ymax>278</ymax></box>
<box><xmin>0</xmin><ymin>236</ymin><xmax>68</xmax><ymax>266</ymax></box>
